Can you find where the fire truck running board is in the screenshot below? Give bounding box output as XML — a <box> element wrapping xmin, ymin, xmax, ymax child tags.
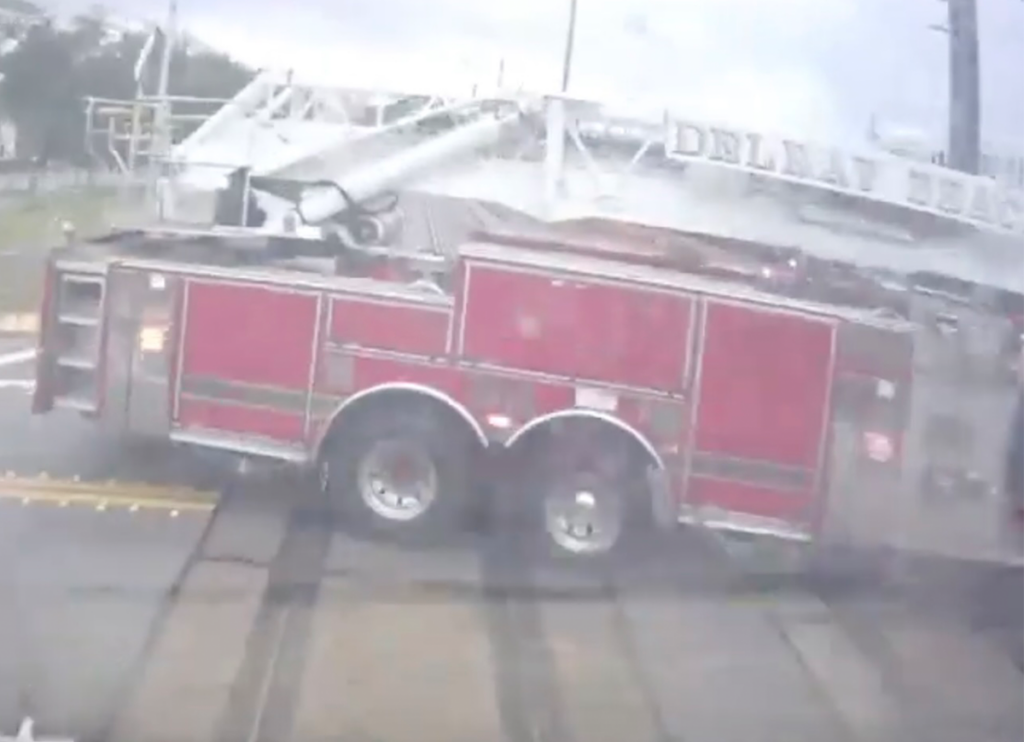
<box><xmin>678</xmin><ymin>505</ymin><xmax>813</xmax><ymax>543</ymax></box>
<box><xmin>169</xmin><ymin>429</ymin><xmax>309</xmax><ymax>464</ymax></box>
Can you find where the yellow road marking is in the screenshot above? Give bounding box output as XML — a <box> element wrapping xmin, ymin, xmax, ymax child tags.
<box><xmin>0</xmin><ymin>477</ymin><xmax>217</xmax><ymax>512</ymax></box>
<box><xmin>0</xmin><ymin>489</ymin><xmax>215</xmax><ymax>512</ymax></box>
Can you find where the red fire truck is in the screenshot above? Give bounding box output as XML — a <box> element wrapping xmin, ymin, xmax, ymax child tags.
<box><xmin>29</xmin><ymin>220</ymin><xmax>913</xmax><ymax>563</ymax></box>
<box><xmin>40</xmin><ymin>86</ymin><xmax>1023</xmax><ymax>565</ymax></box>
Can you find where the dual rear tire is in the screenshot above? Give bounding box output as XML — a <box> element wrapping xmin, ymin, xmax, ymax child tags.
<box><xmin>318</xmin><ymin>409</ymin><xmax>651</xmax><ymax>559</ymax></box>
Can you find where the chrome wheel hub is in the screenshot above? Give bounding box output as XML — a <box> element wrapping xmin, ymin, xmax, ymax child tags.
<box><xmin>545</xmin><ymin>487</ymin><xmax>622</xmax><ymax>555</ymax></box>
<box><xmin>357</xmin><ymin>439</ymin><xmax>438</xmax><ymax>522</ymax></box>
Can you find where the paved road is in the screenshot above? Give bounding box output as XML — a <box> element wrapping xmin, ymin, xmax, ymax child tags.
<box><xmin>0</xmin><ymin>364</ymin><xmax>127</xmax><ymax>480</ymax></box>
<box><xmin>0</xmin><ymin>468</ymin><xmax>1021</xmax><ymax>742</ymax></box>
<box><xmin>0</xmin><ymin>341</ymin><xmax>221</xmax><ymax>741</ymax></box>
<box><xmin>103</xmin><ymin>477</ymin><xmax>1023</xmax><ymax>742</ymax></box>
<box><xmin>0</xmin><ymin>347</ymin><xmax>225</xmax><ymax>484</ymax></box>
<box><xmin>0</xmin><ymin>499</ymin><xmax>211</xmax><ymax>738</ymax></box>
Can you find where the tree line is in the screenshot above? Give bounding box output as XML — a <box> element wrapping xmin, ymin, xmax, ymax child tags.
<box><xmin>0</xmin><ymin>2</ymin><xmax>253</xmax><ymax>166</ymax></box>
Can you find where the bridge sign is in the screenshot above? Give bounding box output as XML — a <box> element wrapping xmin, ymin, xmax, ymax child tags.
<box><xmin>665</xmin><ymin>118</ymin><xmax>1024</xmax><ymax>237</ymax></box>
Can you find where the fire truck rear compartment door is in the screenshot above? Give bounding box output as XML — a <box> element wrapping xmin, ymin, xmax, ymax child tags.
<box><xmin>102</xmin><ymin>267</ymin><xmax>180</xmax><ymax>436</ymax></box>
<box><xmin>175</xmin><ymin>280</ymin><xmax>319</xmax><ymax>443</ymax></box>
<box><xmin>687</xmin><ymin>301</ymin><xmax>835</xmax><ymax>526</ymax></box>
<box><xmin>461</xmin><ymin>263</ymin><xmax>692</xmax><ymax>391</ymax></box>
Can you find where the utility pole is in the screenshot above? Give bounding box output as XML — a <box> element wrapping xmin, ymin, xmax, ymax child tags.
<box><xmin>560</xmin><ymin>0</ymin><xmax>578</xmax><ymax>92</ymax></box>
<box><xmin>149</xmin><ymin>0</ymin><xmax>177</xmax><ymax>215</ymax></box>
<box><xmin>945</xmin><ymin>0</ymin><xmax>981</xmax><ymax>174</ymax></box>
<box><xmin>152</xmin><ymin>0</ymin><xmax>177</xmax><ymax>164</ymax></box>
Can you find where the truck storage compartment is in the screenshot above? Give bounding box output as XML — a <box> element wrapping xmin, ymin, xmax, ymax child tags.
<box><xmin>684</xmin><ymin>300</ymin><xmax>835</xmax><ymax>536</ymax></box>
<box><xmin>460</xmin><ymin>261</ymin><xmax>693</xmax><ymax>392</ymax></box>
<box><xmin>174</xmin><ymin>279</ymin><xmax>320</xmax><ymax>445</ymax></box>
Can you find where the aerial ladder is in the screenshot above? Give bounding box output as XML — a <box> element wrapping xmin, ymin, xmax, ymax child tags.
<box><xmin>136</xmin><ymin>70</ymin><xmax>1024</xmax><ymax>293</ymax></box>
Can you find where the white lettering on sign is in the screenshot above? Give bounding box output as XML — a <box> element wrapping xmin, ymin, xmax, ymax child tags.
<box><xmin>665</xmin><ymin>119</ymin><xmax>1024</xmax><ymax>236</ymax></box>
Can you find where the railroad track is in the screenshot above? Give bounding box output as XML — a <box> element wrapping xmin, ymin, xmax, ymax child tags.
<box><xmin>477</xmin><ymin>528</ymin><xmax>572</xmax><ymax>742</ymax></box>
<box><xmin>94</xmin><ymin>476</ymin><xmax>1024</xmax><ymax>742</ymax></box>
<box><xmin>213</xmin><ymin>478</ymin><xmax>332</xmax><ymax>742</ymax></box>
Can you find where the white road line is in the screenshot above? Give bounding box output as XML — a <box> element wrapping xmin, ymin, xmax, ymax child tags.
<box><xmin>0</xmin><ymin>348</ymin><xmax>36</xmax><ymax>367</ymax></box>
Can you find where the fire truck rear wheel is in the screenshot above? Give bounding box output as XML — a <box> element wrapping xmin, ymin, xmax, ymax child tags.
<box><xmin>530</xmin><ymin>468</ymin><xmax>653</xmax><ymax>562</ymax></box>
<box><xmin>322</xmin><ymin>411</ymin><xmax>474</xmax><ymax>542</ymax></box>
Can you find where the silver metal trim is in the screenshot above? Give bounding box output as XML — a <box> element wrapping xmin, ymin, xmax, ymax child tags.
<box><xmin>169</xmin><ymin>428</ymin><xmax>309</xmax><ymax>462</ymax></box>
<box><xmin>303</xmin><ymin>293</ymin><xmax>325</xmax><ymax>441</ymax></box>
<box><xmin>117</xmin><ymin>257</ymin><xmax>453</xmax><ymax>307</ymax></box>
<box><xmin>503</xmin><ymin>407</ymin><xmax>666</xmax><ymax>471</ymax></box>
<box><xmin>679</xmin><ymin>298</ymin><xmax>709</xmax><ymax>506</ymax></box>
<box><xmin>313</xmin><ymin>381</ymin><xmax>489</xmax><ymax>460</ymax></box>
<box><xmin>456</xmin><ymin>262</ymin><xmax>471</xmax><ymax>356</ymax></box>
<box><xmin>680</xmin><ymin>293</ymin><xmax>699</xmax><ymax>392</ymax></box>
<box><xmin>809</xmin><ymin>321</ymin><xmax>839</xmax><ymax>525</ymax></box>
<box><xmin>170</xmin><ymin>279</ymin><xmax>190</xmax><ymax>422</ymax></box>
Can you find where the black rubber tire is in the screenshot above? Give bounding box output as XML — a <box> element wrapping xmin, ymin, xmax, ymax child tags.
<box><xmin>520</xmin><ymin>465</ymin><xmax>656</xmax><ymax>565</ymax></box>
<box><xmin>323</xmin><ymin>409</ymin><xmax>475</xmax><ymax>544</ymax></box>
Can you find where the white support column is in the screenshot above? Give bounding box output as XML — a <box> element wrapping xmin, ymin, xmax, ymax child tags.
<box><xmin>543</xmin><ymin>97</ymin><xmax>567</xmax><ymax>220</ymax></box>
<box><xmin>1</xmin><ymin>718</ymin><xmax>74</xmax><ymax>742</ymax></box>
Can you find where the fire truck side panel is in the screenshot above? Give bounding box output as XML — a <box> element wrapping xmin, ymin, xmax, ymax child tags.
<box><xmin>327</xmin><ymin>296</ymin><xmax>451</xmax><ymax>357</ymax></box>
<box><xmin>558</xmin><ymin>279</ymin><xmax>693</xmax><ymax>391</ymax></box>
<box><xmin>693</xmin><ymin>301</ymin><xmax>836</xmax><ymax>466</ymax></box>
<box><xmin>309</xmin><ymin>349</ymin><xmax>469</xmax><ymax>445</ymax></box>
<box><xmin>318</xmin><ymin>351</ymin><xmax>465</xmax><ymax>401</ymax></box>
<box><xmin>458</xmin><ymin>263</ymin><xmax>583</xmax><ymax>379</ymax></box>
<box><xmin>174</xmin><ymin>280</ymin><xmax>320</xmax><ymax>444</ymax></box>
<box><xmin>459</xmin><ymin>262</ymin><xmax>693</xmax><ymax>393</ymax></box>
<box><xmin>177</xmin><ymin>398</ymin><xmax>308</xmax><ymax>441</ymax></box>
<box><xmin>460</xmin><ymin>368</ymin><xmax>577</xmax><ymax>436</ymax></box>
<box><xmin>686</xmin><ymin>300</ymin><xmax>836</xmax><ymax>529</ymax></box>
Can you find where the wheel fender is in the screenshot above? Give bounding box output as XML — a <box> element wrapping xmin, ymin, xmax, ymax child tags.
<box><xmin>505</xmin><ymin>408</ymin><xmax>665</xmax><ymax>469</ymax></box>
<box><xmin>314</xmin><ymin>382</ymin><xmax>488</xmax><ymax>461</ymax></box>
<box><xmin>505</xmin><ymin>408</ymin><xmax>669</xmax><ymax>521</ymax></box>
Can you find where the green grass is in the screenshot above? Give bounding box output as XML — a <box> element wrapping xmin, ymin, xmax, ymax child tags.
<box><xmin>0</xmin><ymin>188</ymin><xmax>126</xmax><ymax>251</ymax></box>
<box><xmin>0</xmin><ymin>188</ymin><xmax>144</xmax><ymax>314</ymax></box>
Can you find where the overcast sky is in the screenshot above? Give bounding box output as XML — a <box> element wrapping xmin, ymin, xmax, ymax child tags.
<box><xmin>65</xmin><ymin>0</ymin><xmax>1023</xmax><ymax>151</ymax></box>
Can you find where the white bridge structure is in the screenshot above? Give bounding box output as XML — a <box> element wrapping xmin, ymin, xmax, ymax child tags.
<box><xmin>108</xmin><ymin>69</ymin><xmax>1023</xmax><ymax>293</ymax></box>
<box><xmin>0</xmin><ymin>718</ymin><xmax>73</xmax><ymax>742</ymax></box>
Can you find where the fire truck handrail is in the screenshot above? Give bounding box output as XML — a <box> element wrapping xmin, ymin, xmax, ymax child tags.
<box><xmin>76</xmin><ymin>257</ymin><xmax>455</xmax><ymax>307</ymax></box>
